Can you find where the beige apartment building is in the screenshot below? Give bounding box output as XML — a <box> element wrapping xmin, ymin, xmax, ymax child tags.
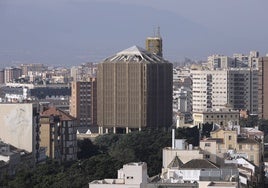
<box><xmin>70</xmin><ymin>78</ymin><xmax>97</xmax><ymax>127</ymax></box>
<box><xmin>40</xmin><ymin>107</ymin><xmax>77</xmax><ymax>162</ymax></box>
<box><xmin>97</xmin><ymin>46</ymin><xmax>173</xmax><ymax>133</ymax></box>
<box><xmin>193</xmin><ymin>108</ymin><xmax>240</xmax><ymax>127</ymax></box>
<box><xmin>200</xmin><ymin>129</ymin><xmax>262</xmax><ymax>166</ymax></box>
<box><xmin>4</xmin><ymin>67</ymin><xmax>22</xmax><ymax>83</ymax></box>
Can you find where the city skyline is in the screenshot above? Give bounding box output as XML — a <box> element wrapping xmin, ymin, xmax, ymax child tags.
<box><xmin>1</xmin><ymin>0</ymin><xmax>268</xmax><ymax>68</ymax></box>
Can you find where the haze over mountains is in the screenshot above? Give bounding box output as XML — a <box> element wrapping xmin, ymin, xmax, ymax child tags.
<box><xmin>0</xmin><ymin>0</ymin><xmax>267</xmax><ymax>68</ymax></box>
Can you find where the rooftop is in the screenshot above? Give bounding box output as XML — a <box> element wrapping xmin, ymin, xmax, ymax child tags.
<box><xmin>237</xmin><ymin>137</ymin><xmax>259</xmax><ymax>144</ymax></box>
<box><xmin>207</xmin><ymin>181</ymin><xmax>238</xmax><ymax>187</ymax></box>
<box><xmin>41</xmin><ymin>107</ymin><xmax>75</xmax><ymax>121</ymax></box>
<box><xmin>103</xmin><ymin>45</ymin><xmax>169</xmax><ymax>64</ymax></box>
<box><xmin>167</xmin><ymin>155</ymin><xmax>183</xmax><ymax>168</ymax></box>
<box><xmin>181</xmin><ymin>159</ymin><xmax>219</xmax><ymax>169</ymax></box>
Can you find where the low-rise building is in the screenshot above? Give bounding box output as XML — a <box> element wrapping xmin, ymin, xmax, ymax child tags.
<box><xmin>200</xmin><ymin>129</ymin><xmax>263</xmax><ymax>167</ymax></box>
<box><xmin>89</xmin><ymin>162</ymin><xmax>148</xmax><ymax>188</ymax></box>
<box><xmin>193</xmin><ymin>108</ymin><xmax>240</xmax><ymax>127</ymax></box>
<box><xmin>162</xmin><ymin>139</ymin><xmax>203</xmax><ymax>169</ymax></box>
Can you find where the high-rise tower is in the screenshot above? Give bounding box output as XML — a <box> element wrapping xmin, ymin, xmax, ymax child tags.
<box><xmin>258</xmin><ymin>57</ymin><xmax>268</xmax><ymax>119</ymax></box>
<box><xmin>97</xmin><ymin>46</ymin><xmax>173</xmax><ymax>133</ymax></box>
<box><xmin>69</xmin><ymin>78</ymin><xmax>97</xmax><ymax>127</ymax></box>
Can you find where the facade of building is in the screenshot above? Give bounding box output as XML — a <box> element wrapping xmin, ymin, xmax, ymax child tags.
<box><xmin>0</xmin><ymin>103</ymin><xmax>40</xmax><ymax>161</ymax></box>
<box><xmin>40</xmin><ymin>107</ymin><xmax>77</xmax><ymax>161</ymax></box>
<box><xmin>200</xmin><ymin>129</ymin><xmax>262</xmax><ymax>167</ymax></box>
<box><xmin>97</xmin><ymin>46</ymin><xmax>173</xmax><ymax>133</ymax></box>
<box><xmin>162</xmin><ymin>138</ymin><xmax>204</xmax><ymax>169</ymax></box>
<box><xmin>20</xmin><ymin>64</ymin><xmax>46</xmax><ymax>76</ymax></box>
<box><xmin>228</xmin><ymin>68</ymin><xmax>258</xmax><ymax>114</ymax></box>
<box><xmin>70</xmin><ymin>78</ymin><xmax>97</xmax><ymax>127</ymax></box>
<box><xmin>175</xmin><ymin>87</ymin><xmax>192</xmax><ymax>114</ymax></box>
<box><xmin>191</xmin><ymin>68</ymin><xmax>258</xmax><ymax>114</ymax></box>
<box><xmin>193</xmin><ymin>108</ymin><xmax>240</xmax><ymax>127</ymax></box>
<box><xmin>0</xmin><ymin>69</ymin><xmax>4</xmax><ymax>84</ymax></box>
<box><xmin>258</xmin><ymin>56</ymin><xmax>268</xmax><ymax>119</ymax></box>
<box><xmin>71</xmin><ymin>63</ymin><xmax>97</xmax><ymax>82</ymax></box>
<box><xmin>89</xmin><ymin>162</ymin><xmax>148</xmax><ymax>188</ymax></box>
<box><xmin>191</xmin><ymin>70</ymin><xmax>228</xmax><ymax>112</ymax></box>
<box><xmin>207</xmin><ymin>55</ymin><xmax>234</xmax><ymax>70</ymax></box>
<box><xmin>4</xmin><ymin>67</ymin><xmax>22</xmax><ymax>83</ymax></box>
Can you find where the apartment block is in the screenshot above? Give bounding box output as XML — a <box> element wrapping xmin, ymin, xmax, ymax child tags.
<box><xmin>70</xmin><ymin>78</ymin><xmax>97</xmax><ymax>127</ymax></box>
<box><xmin>228</xmin><ymin>68</ymin><xmax>258</xmax><ymax>114</ymax></box>
<box><xmin>191</xmin><ymin>69</ymin><xmax>228</xmax><ymax>112</ymax></box>
<box><xmin>191</xmin><ymin>68</ymin><xmax>258</xmax><ymax>114</ymax></box>
<box><xmin>4</xmin><ymin>67</ymin><xmax>22</xmax><ymax>83</ymax></box>
<box><xmin>207</xmin><ymin>55</ymin><xmax>234</xmax><ymax>70</ymax></box>
<box><xmin>40</xmin><ymin>107</ymin><xmax>77</xmax><ymax>161</ymax></box>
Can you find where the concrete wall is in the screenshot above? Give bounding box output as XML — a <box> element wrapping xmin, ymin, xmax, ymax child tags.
<box><xmin>0</xmin><ymin>103</ymin><xmax>34</xmax><ymax>152</ymax></box>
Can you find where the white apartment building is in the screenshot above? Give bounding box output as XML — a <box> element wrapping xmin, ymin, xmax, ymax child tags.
<box><xmin>173</xmin><ymin>86</ymin><xmax>191</xmax><ymax>113</ymax></box>
<box><xmin>191</xmin><ymin>70</ymin><xmax>228</xmax><ymax>112</ymax></box>
<box><xmin>207</xmin><ymin>55</ymin><xmax>234</xmax><ymax>70</ymax></box>
<box><xmin>233</xmin><ymin>51</ymin><xmax>259</xmax><ymax>68</ymax></box>
<box><xmin>191</xmin><ymin>68</ymin><xmax>258</xmax><ymax>114</ymax></box>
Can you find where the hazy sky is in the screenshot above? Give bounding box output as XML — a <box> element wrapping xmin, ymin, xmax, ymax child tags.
<box><xmin>0</xmin><ymin>0</ymin><xmax>268</xmax><ymax>68</ymax></box>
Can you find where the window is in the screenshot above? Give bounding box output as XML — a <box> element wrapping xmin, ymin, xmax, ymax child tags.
<box><xmin>228</xmin><ymin>135</ymin><xmax>232</xmax><ymax>140</ymax></box>
<box><xmin>205</xmin><ymin>143</ymin><xmax>211</xmax><ymax>147</ymax></box>
<box><xmin>205</xmin><ymin>154</ymin><xmax>210</xmax><ymax>159</ymax></box>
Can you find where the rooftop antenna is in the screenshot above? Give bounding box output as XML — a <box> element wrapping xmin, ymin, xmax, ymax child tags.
<box><xmin>157</xmin><ymin>26</ymin><xmax>161</xmax><ymax>37</ymax></box>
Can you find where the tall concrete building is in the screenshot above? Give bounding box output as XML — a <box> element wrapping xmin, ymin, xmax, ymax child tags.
<box><xmin>4</xmin><ymin>67</ymin><xmax>22</xmax><ymax>83</ymax></box>
<box><xmin>191</xmin><ymin>69</ymin><xmax>228</xmax><ymax>112</ymax></box>
<box><xmin>258</xmin><ymin>57</ymin><xmax>268</xmax><ymax>119</ymax></box>
<box><xmin>0</xmin><ymin>69</ymin><xmax>4</xmax><ymax>84</ymax></box>
<box><xmin>191</xmin><ymin>68</ymin><xmax>258</xmax><ymax>114</ymax></box>
<box><xmin>69</xmin><ymin>78</ymin><xmax>97</xmax><ymax>127</ymax></box>
<box><xmin>97</xmin><ymin>46</ymin><xmax>173</xmax><ymax>133</ymax></box>
<box><xmin>229</xmin><ymin>68</ymin><xmax>258</xmax><ymax>114</ymax></box>
<box><xmin>207</xmin><ymin>55</ymin><xmax>234</xmax><ymax>70</ymax></box>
